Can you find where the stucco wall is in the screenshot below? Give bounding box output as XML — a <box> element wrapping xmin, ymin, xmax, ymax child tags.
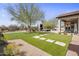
<box><xmin>78</xmin><ymin>19</ymin><xmax>79</xmax><ymax>33</ymax></box>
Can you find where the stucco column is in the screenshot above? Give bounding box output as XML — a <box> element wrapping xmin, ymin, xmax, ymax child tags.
<box><xmin>58</xmin><ymin>19</ymin><xmax>61</xmax><ymax>33</ymax></box>
<box><xmin>74</xmin><ymin>23</ymin><xmax>77</xmax><ymax>33</ymax></box>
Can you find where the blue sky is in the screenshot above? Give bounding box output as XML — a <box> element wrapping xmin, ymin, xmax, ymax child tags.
<box><xmin>0</xmin><ymin>3</ymin><xmax>79</xmax><ymax>26</ymax></box>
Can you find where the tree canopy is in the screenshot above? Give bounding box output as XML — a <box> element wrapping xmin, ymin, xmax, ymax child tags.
<box><xmin>7</xmin><ymin>4</ymin><xmax>44</xmax><ymax>32</ymax></box>
<box><xmin>43</xmin><ymin>19</ymin><xmax>57</xmax><ymax>30</ymax></box>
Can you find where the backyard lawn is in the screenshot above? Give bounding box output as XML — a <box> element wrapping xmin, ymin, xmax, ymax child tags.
<box><xmin>4</xmin><ymin>32</ymin><xmax>72</xmax><ymax>56</ymax></box>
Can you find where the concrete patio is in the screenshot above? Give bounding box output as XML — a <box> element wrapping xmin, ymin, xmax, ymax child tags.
<box><xmin>66</xmin><ymin>35</ymin><xmax>79</xmax><ymax>56</ymax></box>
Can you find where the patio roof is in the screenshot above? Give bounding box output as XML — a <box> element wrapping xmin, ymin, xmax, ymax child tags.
<box><xmin>56</xmin><ymin>10</ymin><xmax>79</xmax><ymax>18</ymax></box>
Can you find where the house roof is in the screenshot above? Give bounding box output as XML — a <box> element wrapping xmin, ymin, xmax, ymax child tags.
<box><xmin>56</xmin><ymin>10</ymin><xmax>79</xmax><ymax>18</ymax></box>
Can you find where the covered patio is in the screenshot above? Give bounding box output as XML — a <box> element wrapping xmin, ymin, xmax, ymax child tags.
<box><xmin>56</xmin><ymin>11</ymin><xmax>79</xmax><ymax>34</ymax></box>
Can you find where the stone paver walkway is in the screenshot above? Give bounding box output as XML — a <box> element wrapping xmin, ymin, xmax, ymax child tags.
<box><xmin>66</xmin><ymin>35</ymin><xmax>79</xmax><ymax>56</ymax></box>
<box><xmin>33</xmin><ymin>34</ymin><xmax>66</xmax><ymax>47</ymax></box>
<box><xmin>55</xmin><ymin>41</ymin><xmax>66</xmax><ymax>47</ymax></box>
<box><xmin>8</xmin><ymin>39</ymin><xmax>50</xmax><ymax>56</ymax></box>
<box><xmin>46</xmin><ymin>39</ymin><xmax>55</xmax><ymax>43</ymax></box>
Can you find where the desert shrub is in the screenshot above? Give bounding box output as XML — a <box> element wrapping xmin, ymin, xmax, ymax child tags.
<box><xmin>0</xmin><ymin>32</ymin><xmax>7</xmax><ymax>45</ymax></box>
<box><xmin>4</xmin><ymin>43</ymin><xmax>20</xmax><ymax>56</ymax></box>
<box><xmin>58</xmin><ymin>32</ymin><xmax>61</xmax><ymax>34</ymax></box>
<box><xmin>63</xmin><ymin>32</ymin><xmax>67</xmax><ymax>35</ymax></box>
<box><xmin>31</xmin><ymin>27</ymin><xmax>38</xmax><ymax>32</ymax></box>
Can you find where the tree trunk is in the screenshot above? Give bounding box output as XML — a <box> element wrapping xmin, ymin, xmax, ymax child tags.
<box><xmin>29</xmin><ymin>19</ymin><xmax>32</xmax><ymax>32</ymax></box>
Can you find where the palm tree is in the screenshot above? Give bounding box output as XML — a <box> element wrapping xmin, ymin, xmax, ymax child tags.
<box><xmin>7</xmin><ymin>4</ymin><xmax>44</xmax><ymax>32</ymax></box>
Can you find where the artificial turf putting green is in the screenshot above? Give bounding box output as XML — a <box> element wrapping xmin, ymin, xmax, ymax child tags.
<box><xmin>4</xmin><ymin>32</ymin><xmax>72</xmax><ymax>56</ymax></box>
